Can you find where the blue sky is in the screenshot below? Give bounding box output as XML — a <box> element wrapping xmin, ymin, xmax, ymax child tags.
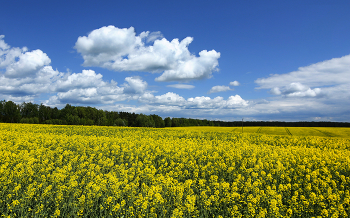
<box><xmin>1</xmin><ymin>0</ymin><xmax>350</xmax><ymax>121</ymax></box>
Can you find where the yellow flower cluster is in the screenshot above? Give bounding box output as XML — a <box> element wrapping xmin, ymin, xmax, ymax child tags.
<box><xmin>0</xmin><ymin>124</ymin><xmax>350</xmax><ymax>217</ymax></box>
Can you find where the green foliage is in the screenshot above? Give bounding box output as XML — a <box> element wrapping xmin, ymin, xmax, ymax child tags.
<box><xmin>164</xmin><ymin>117</ymin><xmax>172</xmax><ymax>127</ymax></box>
<box><xmin>135</xmin><ymin>114</ymin><xmax>155</xmax><ymax>127</ymax></box>
<box><xmin>0</xmin><ymin>100</ymin><xmax>5</xmax><ymax>122</ymax></box>
<box><xmin>3</xmin><ymin>101</ymin><xmax>21</xmax><ymax>123</ymax></box>
<box><xmin>150</xmin><ymin>114</ymin><xmax>165</xmax><ymax>128</ymax></box>
<box><xmin>20</xmin><ymin>102</ymin><xmax>39</xmax><ymax>118</ymax></box>
<box><xmin>115</xmin><ymin>118</ymin><xmax>128</xmax><ymax>126</ymax></box>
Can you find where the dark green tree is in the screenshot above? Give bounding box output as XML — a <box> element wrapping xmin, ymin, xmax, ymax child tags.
<box><xmin>164</xmin><ymin>117</ymin><xmax>172</xmax><ymax>127</ymax></box>
<box><xmin>20</xmin><ymin>102</ymin><xmax>39</xmax><ymax>118</ymax></box>
<box><xmin>97</xmin><ymin>109</ymin><xmax>107</xmax><ymax>126</ymax></box>
<box><xmin>72</xmin><ymin>107</ymin><xmax>79</xmax><ymax>117</ymax></box>
<box><xmin>171</xmin><ymin>118</ymin><xmax>180</xmax><ymax>127</ymax></box>
<box><xmin>135</xmin><ymin>114</ymin><xmax>155</xmax><ymax>127</ymax></box>
<box><xmin>60</xmin><ymin>104</ymin><xmax>73</xmax><ymax>120</ymax></box>
<box><xmin>3</xmin><ymin>101</ymin><xmax>21</xmax><ymax>123</ymax></box>
<box><xmin>150</xmin><ymin>114</ymin><xmax>165</xmax><ymax>128</ymax></box>
<box><xmin>106</xmin><ymin>111</ymin><xmax>120</xmax><ymax>126</ymax></box>
<box><xmin>115</xmin><ymin>118</ymin><xmax>128</xmax><ymax>126</ymax></box>
<box><xmin>76</xmin><ymin>107</ymin><xmax>87</xmax><ymax>119</ymax></box>
<box><xmin>85</xmin><ymin>106</ymin><xmax>98</xmax><ymax>124</ymax></box>
<box><xmin>0</xmin><ymin>100</ymin><xmax>5</xmax><ymax>122</ymax></box>
<box><xmin>38</xmin><ymin>103</ymin><xmax>52</xmax><ymax>123</ymax></box>
<box><xmin>51</xmin><ymin>107</ymin><xmax>60</xmax><ymax>120</ymax></box>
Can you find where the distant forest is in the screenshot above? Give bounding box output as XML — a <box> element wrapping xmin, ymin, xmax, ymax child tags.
<box><xmin>0</xmin><ymin>100</ymin><xmax>349</xmax><ymax>127</ymax></box>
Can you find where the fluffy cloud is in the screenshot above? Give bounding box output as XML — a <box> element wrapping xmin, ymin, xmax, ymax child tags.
<box><xmin>139</xmin><ymin>92</ymin><xmax>186</xmax><ymax>106</ymax></box>
<box><xmin>230</xmin><ymin>81</ymin><xmax>240</xmax><ymax>86</ymax></box>
<box><xmin>0</xmin><ymin>35</ymin><xmax>51</xmax><ymax>78</ymax></box>
<box><xmin>209</xmin><ymin>81</ymin><xmax>240</xmax><ymax>94</ymax></box>
<box><xmin>270</xmin><ymin>87</ymin><xmax>282</xmax><ymax>95</ymax></box>
<box><xmin>287</xmin><ymin>88</ymin><xmax>322</xmax><ymax>97</ymax></box>
<box><xmin>0</xmin><ymin>35</ymin><xmax>150</xmax><ymax>104</ymax></box>
<box><xmin>167</xmin><ymin>84</ymin><xmax>195</xmax><ymax>89</ymax></box>
<box><xmin>138</xmin><ymin>92</ymin><xmax>248</xmax><ymax>110</ymax></box>
<box><xmin>75</xmin><ymin>26</ymin><xmax>139</xmax><ymax>67</ymax></box>
<box><xmin>54</xmin><ymin>70</ymin><xmax>105</xmax><ymax>92</ymax></box>
<box><xmin>0</xmin><ymin>35</ymin><xmax>25</xmax><ymax>68</ymax></box>
<box><xmin>255</xmin><ymin>54</ymin><xmax>350</xmax><ymax>98</ymax></box>
<box><xmin>123</xmin><ymin>76</ymin><xmax>148</xmax><ymax>94</ymax></box>
<box><xmin>0</xmin><ymin>36</ymin><xmax>59</xmax><ymax>97</ymax></box>
<box><xmin>47</xmin><ymin>74</ymin><xmax>151</xmax><ymax>105</ymax></box>
<box><xmin>208</xmin><ymin>85</ymin><xmax>231</xmax><ymax>94</ymax></box>
<box><xmin>269</xmin><ymin>82</ymin><xmax>323</xmax><ymax>97</ymax></box>
<box><xmin>226</xmin><ymin>95</ymin><xmax>249</xmax><ymax>107</ymax></box>
<box><xmin>154</xmin><ymin>49</ymin><xmax>220</xmax><ymax>82</ymax></box>
<box><xmin>146</xmin><ymin>31</ymin><xmax>164</xmax><ymax>43</ymax></box>
<box><xmin>75</xmin><ymin>26</ymin><xmax>220</xmax><ymax>82</ymax></box>
<box><xmin>0</xmin><ymin>66</ymin><xmax>60</xmax><ymax>96</ymax></box>
<box><xmin>187</xmin><ymin>95</ymin><xmax>248</xmax><ymax>109</ymax></box>
<box><xmin>0</xmin><ymin>35</ymin><xmax>9</xmax><ymax>50</ymax></box>
<box><xmin>5</xmin><ymin>50</ymin><xmax>51</xmax><ymax>78</ymax></box>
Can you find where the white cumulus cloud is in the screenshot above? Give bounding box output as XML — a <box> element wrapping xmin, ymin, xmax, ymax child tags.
<box><xmin>0</xmin><ymin>35</ymin><xmax>51</xmax><ymax>78</ymax></box>
<box><xmin>270</xmin><ymin>87</ymin><xmax>281</xmax><ymax>95</ymax></box>
<box><xmin>75</xmin><ymin>26</ymin><xmax>220</xmax><ymax>82</ymax></box>
<box><xmin>0</xmin><ymin>36</ymin><xmax>61</xmax><ymax>98</ymax></box>
<box><xmin>123</xmin><ymin>76</ymin><xmax>148</xmax><ymax>94</ymax></box>
<box><xmin>138</xmin><ymin>92</ymin><xmax>248</xmax><ymax>110</ymax></box>
<box><xmin>146</xmin><ymin>31</ymin><xmax>164</xmax><ymax>43</ymax></box>
<box><xmin>154</xmin><ymin>49</ymin><xmax>220</xmax><ymax>82</ymax></box>
<box><xmin>0</xmin><ymin>35</ymin><xmax>150</xmax><ymax>104</ymax></box>
<box><xmin>269</xmin><ymin>82</ymin><xmax>323</xmax><ymax>97</ymax></box>
<box><xmin>54</xmin><ymin>69</ymin><xmax>105</xmax><ymax>92</ymax></box>
<box><xmin>5</xmin><ymin>49</ymin><xmax>51</xmax><ymax>78</ymax></box>
<box><xmin>230</xmin><ymin>81</ymin><xmax>240</xmax><ymax>86</ymax></box>
<box><xmin>208</xmin><ymin>85</ymin><xmax>232</xmax><ymax>94</ymax></box>
<box><xmin>47</xmin><ymin>74</ymin><xmax>152</xmax><ymax>106</ymax></box>
<box><xmin>0</xmin><ymin>66</ymin><xmax>61</xmax><ymax>97</ymax></box>
<box><xmin>139</xmin><ymin>92</ymin><xmax>186</xmax><ymax>106</ymax></box>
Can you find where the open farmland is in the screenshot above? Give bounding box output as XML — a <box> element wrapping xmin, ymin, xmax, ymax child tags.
<box><xmin>1</xmin><ymin>124</ymin><xmax>350</xmax><ymax>217</ymax></box>
<box><xmin>187</xmin><ymin>126</ymin><xmax>350</xmax><ymax>138</ymax></box>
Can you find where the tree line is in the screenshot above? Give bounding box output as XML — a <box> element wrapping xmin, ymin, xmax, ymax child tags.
<box><xmin>0</xmin><ymin>100</ymin><xmax>349</xmax><ymax>127</ymax></box>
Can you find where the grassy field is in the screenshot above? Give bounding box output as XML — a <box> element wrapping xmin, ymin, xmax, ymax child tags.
<box><xmin>1</xmin><ymin>124</ymin><xmax>350</xmax><ymax>217</ymax></box>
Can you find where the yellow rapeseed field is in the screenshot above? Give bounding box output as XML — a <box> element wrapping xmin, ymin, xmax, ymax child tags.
<box><xmin>1</xmin><ymin>124</ymin><xmax>350</xmax><ymax>217</ymax></box>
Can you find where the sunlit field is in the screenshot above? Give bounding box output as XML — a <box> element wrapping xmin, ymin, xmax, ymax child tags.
<box><xmin>177</xmin><ymin>126</ymin><xmax>350</xmax><ymax>138</ymax></box>
<box><xmin>1</xmin><ymin>124</ymin><xmax>350</xmax><ymax>217</ymax></box>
